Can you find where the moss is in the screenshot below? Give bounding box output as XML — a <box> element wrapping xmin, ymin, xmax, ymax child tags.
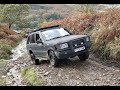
<box><xmin>21</xmin><ymin>67</ymin><xmax>44</xmax><ymax>86</ymax></box>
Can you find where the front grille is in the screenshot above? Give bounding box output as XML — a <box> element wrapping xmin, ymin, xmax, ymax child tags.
<box><xmin>72</xmin><ymin>39</ymin><xmax>84</xmax><ymax>47</ymax></box>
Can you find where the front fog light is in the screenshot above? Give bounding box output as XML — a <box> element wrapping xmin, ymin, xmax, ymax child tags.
<box><xmin>86</xmin><ymin>37</ymin><xmax>89</xmax><ymax>41</ymax></box>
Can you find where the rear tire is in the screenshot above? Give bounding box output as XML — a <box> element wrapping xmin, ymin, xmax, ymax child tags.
<box><xmin>30</xmin><ymin>53</ymin><xmax>39</xmax><ymax>65</ymax></box>
<box><xmin>78</xmin><ymin>51</ymin><xmax>89</xmax><ymax>61</ymax></box>
<box><xmin>49</xmin><ymin>51</ymin><xmax>59</xmax><ymax>67</ymax></box>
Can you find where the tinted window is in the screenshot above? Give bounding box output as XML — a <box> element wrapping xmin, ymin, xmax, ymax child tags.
<box><xmin>30</xmin><ymin>34</ymin><xmax>35</xmax><ymax>43</ymax></box>
<box><xmin>36</xmin><ymin>33</ymin><xmax>40</xmax><ymax>42</ymax></box>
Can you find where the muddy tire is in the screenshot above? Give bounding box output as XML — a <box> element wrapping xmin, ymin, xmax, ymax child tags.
<box><xmin>30</xmin><ymin>53</ymin><xmax>39</xmax><ymax>65</ymax></box>
<box><xmin>49</xmin><ymin>51</ymin><xmax>59</xmax><ymax>67</ymax></box>
<box><xmin>78</xmin><ymin>51</ymin><xmax>89</xmax><ymax>61</ymax></box>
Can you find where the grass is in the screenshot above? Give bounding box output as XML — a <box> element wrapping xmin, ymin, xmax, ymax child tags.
<box><xmin>20</xmin><ymin>67</ymin><xmax>44</xmax><ymax>86</ymax></box>
<box><xmin>0</xmin><ymin>60</ymin><xmax>7</xmax><ymax>86</ymax></box>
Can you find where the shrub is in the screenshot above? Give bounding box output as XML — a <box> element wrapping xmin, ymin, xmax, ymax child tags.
<box><xmin>7</xmin><ymin>35</ymin><xmax>22</xmax><ymax>42</ymax></box>
<box><xmin>0</xmin><ymin>44</ymin><xmax>12</xmax><ymax>55</ymax></box>
<box><xmin>44</xmin><ymin>12</ymin><xmax>64</xmax><ymax>22</ymax></box>
<box><xmin>0</xmin><ymin>39</ymin><xmax>14</xmax><ymax>46</ymax></box>
<box><xmin>0</xmin><ymin>50</ymin><xmax>10</xmax><ymax>60</ymax></box>
<box><xmin>0</xmin><ymin>23</ymin><xmax>23</xmax><ymax>59</ymax></box>
<box><xmin>0</xmin><ymin>32</ymin><xmax>7</xmax><ymax>39</ymax></box>
<box><xmin>0</xmin><ymin>44</ymin><xmax>12</xmax><ymax>59</ymax></box>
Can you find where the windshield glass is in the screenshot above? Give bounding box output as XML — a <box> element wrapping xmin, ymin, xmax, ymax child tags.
<box><xmin>41</xmin><ymin>28</ymin><xmax>70</xmax><ymax>41</ymax></box>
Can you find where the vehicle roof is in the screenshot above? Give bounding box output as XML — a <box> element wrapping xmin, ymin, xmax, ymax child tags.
<box><xmin>30</xmin><ymin>25</ymin><xmax>60</xmax><ymax>33</ymax></box>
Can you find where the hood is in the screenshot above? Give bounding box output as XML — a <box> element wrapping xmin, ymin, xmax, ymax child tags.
<box><xmin>44</xmin><ymin>35</ymin><xmax>87</xmax><ymax>45</ymax></box>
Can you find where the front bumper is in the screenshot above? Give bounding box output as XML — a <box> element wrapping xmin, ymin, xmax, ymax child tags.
<box><xmin>55</xmin><ymin>41</ymin><xmax>91</xmax><ymax>59</ymax></box>
<box><xmin>55</xmin><ymin>49</ymin><xmax>88</xmax><ymax>59</ymax></box>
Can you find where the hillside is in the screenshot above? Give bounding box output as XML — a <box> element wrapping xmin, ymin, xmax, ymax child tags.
<box><xmin>42</xmin><ymin>8</ymin><xmax>120</xmax><ymax>61</ymax></box>
<box><xmin>29</xmin><ymin>4</ymin><xmax>75</xmax><ymax>17</ymax></box>
<box><xmin>0</xmin><ymin>24</ymin><xmax>22</xmax><ymax>59</ymax></box>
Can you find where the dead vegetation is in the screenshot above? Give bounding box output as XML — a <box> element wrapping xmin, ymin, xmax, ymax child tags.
<box><xmin>42</xmin><ymin>8</ymin><xmax>120</xmax><ymax>61</ymax></box>
<box><xmin>0</xmin><ymin>23</ymin><xmax>22</xmax><ymax>59</ymax></box>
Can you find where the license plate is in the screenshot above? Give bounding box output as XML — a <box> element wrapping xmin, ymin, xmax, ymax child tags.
<box><xmin>74</xmin><ymin>46</ymin><xmax>85</xmax><ymax>52</ymax></box>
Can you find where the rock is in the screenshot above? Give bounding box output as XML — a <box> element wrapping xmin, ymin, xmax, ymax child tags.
<box><xmin>58</xmin><ymin>73</ymin><xmax>61</xmax><ymax>77</ymax></box>
<box><xmin>7</xmin><ymin>72</ymin><xmax>12</xmax><ymax>76</ymax></box>
<box><xmin>44</xmin><ymin>71</ymin><xmax>50</xmax><ymax>76</ymax></box>
<box><xmin>6</xmin><ymin>80</ymin><xmax>12</xmax><ymax>85</ymax></box>
<box><xmin>39</xmin><ymin>72</ymin><xmax>43</xmax><ymax>74</ymax></box>
<box><xmin>76</xmin><ymin>81</ymin><xmax>80</xmax><ymax>85</ymax></box>
<box><xmin>1</xmin><ymin>75</ymin><xmax>6</xmax><ymax>78</ymax></box>
<box><xmin>6</xmin><ymin>67</ymin><xmax>11</xmax><ymax>72</ymax></box>
<box><xmin>113</xmin><ymin>78</ymin><xmax>116</xmax><ymax>80</ymax></box>
<box><xmin>118</xmin><ymin>77</ymin><xmax>120</xmax><ymax>80</ymax></box>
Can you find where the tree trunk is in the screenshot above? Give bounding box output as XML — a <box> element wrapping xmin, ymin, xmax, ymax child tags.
<box><xmin>9</xmin><ymin>24</ymin><xmax>12</xmax><ymax>30</ymax></box>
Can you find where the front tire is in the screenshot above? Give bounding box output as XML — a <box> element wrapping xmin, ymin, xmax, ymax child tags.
<box><xmin>30</xmin><ymin>53</ymin><xmax>39</xmax><ymax>65</ymax></box>
<box><xmin>78</xmin><ymin>51</ymin><xmax>89</xmax><ymax>61</ymax></box>
<box><xmin>49</xmin><ymin>51</ymin><xmax>59</xmax><ymax>67</ymax></box>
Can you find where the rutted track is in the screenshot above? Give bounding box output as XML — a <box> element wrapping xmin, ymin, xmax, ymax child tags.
<box><xmin>6</xmin><ymin>39</ymin><xmax>120</xmax><ymax>86</ymax></box>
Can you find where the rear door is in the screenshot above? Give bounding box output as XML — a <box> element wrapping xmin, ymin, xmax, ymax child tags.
<box><xmin>29</xmin><ymin>33</ymin><xmax>36</xmax><ymax>54</ymax></box>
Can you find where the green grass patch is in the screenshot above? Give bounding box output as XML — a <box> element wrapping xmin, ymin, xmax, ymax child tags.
<box><xmin>0</xmin><ymin>44</ymin><xmax>12</xmax><ymax>60</ymax></box>
<box><xmin>0</xmin><ymin>60</ymin><xmax>7</xmax><ymax>86</ymax></box>
<box><xmin>20</xmin><ymin>67</ymin><xmax>44</xmax><ymax>86</ymax></box>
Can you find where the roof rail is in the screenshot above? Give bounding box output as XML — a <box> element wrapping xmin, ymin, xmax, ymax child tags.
<box><xmin>31</xmin><ymin>25</ymin><xmax>60</xmax><ymax>33</ymax></box>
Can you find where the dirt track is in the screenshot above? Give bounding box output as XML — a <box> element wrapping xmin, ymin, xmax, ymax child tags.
<box><xmin>5</xmin><ymin>39</ymin><xmax>120</xmax><ymax>86</ymax></box>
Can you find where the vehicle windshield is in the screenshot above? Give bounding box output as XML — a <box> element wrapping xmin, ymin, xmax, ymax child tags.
<box><xmin>41</xmin><ymin>28</ymin><xmax>70</xmax><ymax>41</ymax></box>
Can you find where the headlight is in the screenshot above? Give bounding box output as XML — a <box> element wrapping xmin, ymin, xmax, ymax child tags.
<box><xmin>86</xmin><ymin>37</ymin><xmax>90</xmax><ymax>41</ymax></box>
<box><xmin>56</xmin><ymin>43</ymin><xmax>69</xmax><ymax>49</ymax></box>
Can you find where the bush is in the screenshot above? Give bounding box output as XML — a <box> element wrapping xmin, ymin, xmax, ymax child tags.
<box><xmin>0</xmin><ymin>23</ymin><xmax>23</xmax><ymax>59</ymax></box>
<box><xmin>7</xmin><ymin>35</ymin><xmax>22</xmax><ymax>42</ymax></box>
<box><xmin>0</xmin><ymin>44</ymin><xmax>12</xmax><ymax>59</ymax></box>
<box><xmin>0</xmin><ymin>32</ymin><xmax>7</xmax><ymax>39</ymax></box>
<box><xmin>106</xmin><ymin>37</ymin><xmax>120</xmax><ymax>60</ymax></box>
<box><xmin>0</xmin><ymin>44</ymin><xmax>12</xmax><ymax>54</ymax></box>
<box><xmin>0</xmin><ymin>39</ymin><xmax>16</xmax><ymax>47</ymax></box>
<box><xmin>0</xmin><ymin>50</ymin><xmax>10</xmax><ymax>60</ymax></box>
<box><xmin>44</xmin><ymin>12</ymin><xmax>64</xmax><ymax>22</ymax></box>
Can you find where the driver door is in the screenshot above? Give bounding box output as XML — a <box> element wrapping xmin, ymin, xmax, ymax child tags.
<box><xmin>34</xmin><ymin>32</ymin><xmax>47</xmax><ymax>58</ymax></box>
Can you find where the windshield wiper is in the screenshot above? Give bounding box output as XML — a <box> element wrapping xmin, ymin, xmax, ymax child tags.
<box><xmin>61</xmin><ymin>34</ymin><xmax>70</xmax><ymax>37</ymax></box>
<box><xmin>48</xmin><ymin>36</ymin><xmax>61</xmax><ymax>41</ymax></box>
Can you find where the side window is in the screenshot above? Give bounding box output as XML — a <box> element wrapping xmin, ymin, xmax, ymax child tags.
<box><xmin>30</xmin><ymin>34</ymin><xmax>35</xmax><ymax>43</ymax></box>
<box><xmin>36</xmin><ymin>33</ymin><xmax>40</xmax><ymax>42</ymax></box>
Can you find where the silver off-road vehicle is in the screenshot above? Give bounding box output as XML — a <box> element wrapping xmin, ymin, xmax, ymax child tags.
<box><xmin>26</xmin><ymin>25</ymin><xmax>91</xmax><ymax>67</ymax></box>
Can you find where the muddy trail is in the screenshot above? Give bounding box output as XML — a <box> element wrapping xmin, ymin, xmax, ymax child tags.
<box><xmin>5</xmin><ymin>39</ymin><xmax>120</xmax><ymax>86</ymax></box>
